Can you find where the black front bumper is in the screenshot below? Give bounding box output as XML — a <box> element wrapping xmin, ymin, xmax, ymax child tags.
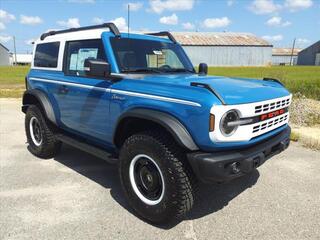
<box><xmin>187</xmin><ymin>126</ymin><xmax>291</xmax><ymax>183</ymax></box>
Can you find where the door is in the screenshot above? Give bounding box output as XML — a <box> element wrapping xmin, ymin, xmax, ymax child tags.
<box><xmin>54</xmin><ymin>39</ymin><xmax>113</xmax><ymax>143</ymax></box>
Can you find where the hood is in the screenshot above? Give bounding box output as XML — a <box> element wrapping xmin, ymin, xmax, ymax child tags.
<box><xmin>135</xmin><ymin>74</ymin><xmax>290</xmax><ymax>105</ymax></box>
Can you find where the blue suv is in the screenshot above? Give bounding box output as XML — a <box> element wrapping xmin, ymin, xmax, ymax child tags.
<box><xmin>22</xmin><ymin>23</ymin><xmax>291</xmax><ymax>223</ymax></box>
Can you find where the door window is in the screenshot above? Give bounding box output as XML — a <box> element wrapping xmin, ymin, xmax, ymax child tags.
<box><xmin>64</xmin><ymin>39</ymin><xmax>106</xmax><ymax>76</ymax></box>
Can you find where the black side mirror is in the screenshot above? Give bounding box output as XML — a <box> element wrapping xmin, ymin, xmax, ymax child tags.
<box><xmin>198</xmin><ymin>63</ymin><xmax>208</xmax><ymax>75</ymax></box>
<box><xmin>84</xmin><ymin>58</ymin><xmax>111</xmax><ymax>78</ymax></box>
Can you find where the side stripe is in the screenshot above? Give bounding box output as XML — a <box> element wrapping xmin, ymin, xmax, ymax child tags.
<box><xmin>29</xmin><ymin>77</ymin><xmax>201</xmax><ymax>107</ymax></box>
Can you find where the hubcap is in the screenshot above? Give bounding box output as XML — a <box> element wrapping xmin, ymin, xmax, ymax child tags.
<box><xmin>129</xmin><ymin>154</ymin><xmax>165</xmax><ymax>205</ymax></box>
<box><xmin>29</xmin><ymin>116</ymin><xmax>42</xmax><ymax>146</ymax></box>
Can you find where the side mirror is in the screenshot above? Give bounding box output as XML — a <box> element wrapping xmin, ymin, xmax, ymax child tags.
<box><xmin>198</xmin><ymin>63</ymin><xmax>208</xmax><ymax>75</ymax></box>
<box><xmin>84</xmin><ymin>58</ymin><xmax>111</xmax><ymax>78</ymax></box>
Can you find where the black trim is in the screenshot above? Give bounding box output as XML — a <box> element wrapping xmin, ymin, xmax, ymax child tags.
<box><xmin>145</xmin><ymin>31</ymin><xmax>177</xmax><ymax>44</ymax></box>
<box><xmin>187</xmin><ymin>126</ymin><xmax>291</xmax><ymax>183</ymax></box>
<box><xmin>40</xmin><ymin>22</ymin><xmax>120</xmax><ymax>40</ymax></box>
<box><xmin>0</xmin><ymin>42</ymin><xmax>9</xmax><ymax>52</ymax></box>
<box><xmin>114</xmin><ymin>109</ymin><xmax>199</xmax><ymax>151</ymax></box>
<box><xmin>22</xmin><ymin>89</ymin><xmax>57</xmax><ymax>124</ymax></box>
<box><xmin>190</xmin><ymin>82</ymin><xmax>226</xmax><ymax>105</ymax></box>
<box><xmin>263</xmin><ymin>77</ymin><xmax>284</xmax><ymax>86</ymax></box>
<box><xmin>55</xmin><ymin>134</ymin><xmax>117</xmax><ymax>164</ymax></box>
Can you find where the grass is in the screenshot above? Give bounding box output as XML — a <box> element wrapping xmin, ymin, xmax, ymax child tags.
<box><xmin>0</xmin><ymin>65</ymin><xmax>29</xmax><ymax>86</ymax></box>
<box><xmin>208</xmin><ymin>66</ymin><xmax>320</xmax><ymax>100</ymax></box>
<box><xmin>0</xmin><ymin>65</ymin><xmax>319</xmax><ymax>99</ymax></box>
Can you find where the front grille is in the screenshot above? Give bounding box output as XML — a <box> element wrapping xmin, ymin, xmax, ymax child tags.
<box><xmin>255</xmin><ymin>97</ymin><xmax>290</xmax><ymax>114</ymax></box>
<box><xmin>252</xmin><ymin>114</ymin><xmax>289</xmax><ymax>133</ymax></box>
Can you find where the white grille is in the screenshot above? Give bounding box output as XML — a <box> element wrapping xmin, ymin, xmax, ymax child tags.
<box><xmin>255</xmin><ymin>97</ymin><xmax>290</xmax><ymax>114</ymax></box>
<box><xmin>252</xmin><ymin>113</ymin><xmax>289</xmax><ymax>134</ymax></box>
<box><xmin>210</xmin><ymin>94</ymin><xmax>292</xmax><ymax>142</ymax></box>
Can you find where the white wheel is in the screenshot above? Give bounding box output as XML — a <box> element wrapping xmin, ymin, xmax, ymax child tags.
<box><xmin>29</xmin><ymin>116</ymin><xmax>43</xmax><ymax>146</ymax></box>
<box><xmin>129</xmin><ymin>154</ymin><xmax>165</xmax><ymax>205</ymax></box>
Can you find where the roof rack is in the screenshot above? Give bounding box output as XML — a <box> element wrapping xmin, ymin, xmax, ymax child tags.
<box><xmin>40</xmin><ymin>22</ymin><xmax>121</xmax><ymax>40</ymax></box>
<box><xmin>145</xmin><ymin>31</ymin><xmax>177</xmax><ymax>43</ymax></box>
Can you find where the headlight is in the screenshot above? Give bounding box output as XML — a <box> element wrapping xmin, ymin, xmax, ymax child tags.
<box><xmin>220</xmin><ymin>110</ymin><xmax>239</xmax><ymax>136</ymax></box>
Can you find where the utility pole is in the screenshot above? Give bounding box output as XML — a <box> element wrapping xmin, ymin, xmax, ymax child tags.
<box><xmin>127</xmin><ymin>3</ymin><xmax>130</xmax><ymax>37</ymax></box>
<box><xmin>290</xmin><ymin>38</ymin><xmax>296</xmax><ymax>66</ymax></box>
<box><xmin>13</xmin><ymin>36</ymin><xmax>17</xmax><ymax>65</ymax></box>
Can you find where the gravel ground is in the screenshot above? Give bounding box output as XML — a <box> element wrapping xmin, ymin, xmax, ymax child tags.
<box><xmin>1</xmin><ymin>98</ymin><xmax>320</xmax><ymax>240</ymax></box>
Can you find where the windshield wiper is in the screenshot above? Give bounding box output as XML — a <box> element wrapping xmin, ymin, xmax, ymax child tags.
<box><xmin>162</xmin><ymin>68</ymin><xmax>195</xmax><ymax>73</ymax></box>
<box><xmin>122</xmin><ymin>68</ymin><xmax>162</xmax><ymax>73</ymax></box>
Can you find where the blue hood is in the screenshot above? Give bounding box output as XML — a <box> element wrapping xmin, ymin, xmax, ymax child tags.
<box><xmin>136</xmin><ymin>74</ymin><xmax>290</xmax><ymax>105</ymax></box>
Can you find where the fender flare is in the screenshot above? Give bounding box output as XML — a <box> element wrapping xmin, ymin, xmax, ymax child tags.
<box><xmin>114</xmin><ymin>108</ymin><xmax>199</xmax><ymax>151</ymax></box>
<box><xmin>22</xmin><ymin>89</ymin><xmax>57</xmax><ymax>125</ymax></box>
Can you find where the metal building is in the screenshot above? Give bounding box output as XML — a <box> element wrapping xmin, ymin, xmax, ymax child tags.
<box><xmin>10</xmin><ymin>54</ymin><xmax>32</xmax><ymax>65</ymax></box>
<box><xmin>297</xmin><ymin>40</ymin><xmax>320</xmax><ymax>65</ymax></box>
<box><xmin>0</xmin><ymin>43</ymin><xmax>10</xmax><ymax>66</ymax></box>
<box><xmin>272</xmin><ymin>48</ymin><xmax>301</xmax><ymax>65</ymax></box>
<box><xmin>171</xmin><ymin>32</ymin><xmax>273</xmax><ymax>66</ymax></box>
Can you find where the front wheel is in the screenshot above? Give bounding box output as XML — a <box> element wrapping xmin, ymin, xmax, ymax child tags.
<box><xmin>119</xmin><ymin>130</ymin><xmax>196</xmax><ymax>223</ymax></box>
<box><xmin>25</xmin><ymin>105</ymin><xmax>61</xmax><ymax>158</ymax></box>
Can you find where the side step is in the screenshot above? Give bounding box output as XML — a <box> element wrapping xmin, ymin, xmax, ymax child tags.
<box><xmin>55</xmin><ymin>134</ymin><xmax>118</xmax><ymax>164</ymax></box>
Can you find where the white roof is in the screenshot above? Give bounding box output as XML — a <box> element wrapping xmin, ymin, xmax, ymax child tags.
<box><xmin>34</xmin><ymin>29</ymin><xmax>107</xmax><ymax>44</ymax></box>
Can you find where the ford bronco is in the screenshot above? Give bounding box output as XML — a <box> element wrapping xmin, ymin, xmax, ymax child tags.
<box><xmin>22</xmin><ymin>23</ymin><xmax>291</xmax><ymax>223</ymax></box>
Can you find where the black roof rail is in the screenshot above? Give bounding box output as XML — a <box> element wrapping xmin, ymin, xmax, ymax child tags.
<box><xmin>145</xmin><ymin>31</ymin><xmax>177</xmax><ymax>43</ymax></box>
<box><xmin>40</xmin><ymin>22</ymin><xmax>121</xmax><ymax>40</ymax></box>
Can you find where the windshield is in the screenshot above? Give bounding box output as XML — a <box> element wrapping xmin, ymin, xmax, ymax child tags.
<box><xmin>110</xmin><ymin>38</ymin><xmax>195</xmax><ymax>74</ymax></box>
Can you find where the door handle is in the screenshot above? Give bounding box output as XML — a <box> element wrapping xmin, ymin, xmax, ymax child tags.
<box><xmin>58</xmin><ymin>85</ymin><xmax>69</xmax><ymax>94</ymax></box>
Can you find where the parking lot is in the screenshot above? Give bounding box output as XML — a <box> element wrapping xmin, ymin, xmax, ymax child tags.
<box><xmin>1</xmin><ymin>98</ymin><xmax>319</xmax><ymax>240</ymax></box>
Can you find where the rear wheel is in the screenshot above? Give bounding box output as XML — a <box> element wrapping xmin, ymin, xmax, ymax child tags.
<box><xmin>119</xmin><ymin>130</ymin><xmax>196</xmax><ymax>223</ymax></box>
<box><xmin>25</xmin><ymin>105</ymin><xmax>61</xmax><ymax>158</ymax></box>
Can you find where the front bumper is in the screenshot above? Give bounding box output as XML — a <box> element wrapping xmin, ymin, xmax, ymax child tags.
<box><xmin>187</xmin><ymin>126</ymin><xmax>291</xmax><ymax>183</ymax></box>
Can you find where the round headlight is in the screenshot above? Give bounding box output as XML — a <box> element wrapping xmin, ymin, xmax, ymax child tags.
<box><xmin>220</xmin><ymin>110</ymin><xmax>239</xmax><ymax>136</ymax></box>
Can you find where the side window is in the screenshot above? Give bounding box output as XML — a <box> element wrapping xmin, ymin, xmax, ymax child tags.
<box><xmin>64</xmin><ymin>39</ymin><xmax>106</xmax><ymax>76</ymax></box>
<box><xmin>34</xmin><ymin>42</ymin><xmax>60</xmax><ymax>68</ymax></box>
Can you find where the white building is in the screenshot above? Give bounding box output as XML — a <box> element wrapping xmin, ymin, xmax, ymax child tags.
<box><xmin>171</xmin><ymin>32</ymin><xmax>273</xmax><ymax>66</ymax></box>
<box><xmin>272</xmin><ymin>48</ymin><xmax>301</xmax><ymax>65</ymax></box>
<box><xmin>0</xmin><ymin>43</ymin><xmax>10</xmax><ymax>66</ymax></box>
<box><xmin>10</xmin><ymin>54</ymin><xmax>33</xmax><ymax>65</ymax></box>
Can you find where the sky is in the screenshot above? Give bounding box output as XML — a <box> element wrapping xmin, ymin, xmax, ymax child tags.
<box><xmin>0</xmin><ymin>0</ymin><xmax>319</xmax><ymax>53</ymax></box>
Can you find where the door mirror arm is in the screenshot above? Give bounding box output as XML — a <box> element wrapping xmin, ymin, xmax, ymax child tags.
<box><xmin>84</xmin><ymin>58</ymin><xmax>111</xmax><ymax>78</ymax></box>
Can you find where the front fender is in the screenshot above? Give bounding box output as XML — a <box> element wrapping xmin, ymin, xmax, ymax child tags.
<box><xmin>114</xmin><ymin>108</ymin><xmax>199</xmax><ymax>151</ymax></box>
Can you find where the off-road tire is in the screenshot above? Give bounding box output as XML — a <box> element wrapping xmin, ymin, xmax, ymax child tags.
<box><xmin>119</xmin><ymin>130</ymin><xmax>196</xmax><ymax>223</ymax></box>
<box><xmin>25</xmin><ymin>105</ymin><xmax>61</xmax><ymax>158</ymax></box>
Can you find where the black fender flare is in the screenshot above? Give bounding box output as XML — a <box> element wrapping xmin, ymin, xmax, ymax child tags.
<box><xmin>22</xmin><ymin>89</ymin><xmax>57</xmax><ymax>125</ymax></box>
<box><xmin>114</xmin><ymin>108</ymin><xmax>199</xmax><ymax>151</ymax></box>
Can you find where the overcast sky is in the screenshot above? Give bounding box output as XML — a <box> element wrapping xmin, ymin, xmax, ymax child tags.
<box><xmin>0</xmin><ymin>0</ymin><xmax>319</xmax><ymax>53</ymax></box>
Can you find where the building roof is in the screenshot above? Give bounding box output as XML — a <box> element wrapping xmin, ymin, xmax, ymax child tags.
<box><xmin>170</xmin><ymin>32</ymin><xmax>272</xmax><ymax>47</ymax></box>
<box><xmin>272</xmin><ymin>48</ymin><xmax>302</xmax><ymax>56</ymax></box>
<box><xmin>299</xmin><ymin>40</ymin><xmax>320</xmax><ymax>53</ymax></box>
<box><xmin>0</xmin><ymin>43</ymin><xmax>9</xmax><ymax>52</ymax></box>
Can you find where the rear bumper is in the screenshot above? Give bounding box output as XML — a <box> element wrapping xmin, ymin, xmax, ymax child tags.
<box><xmin>187</xmin><ymin>126</ymin><xmax>291</xmax><ymax>183</ymax></box>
